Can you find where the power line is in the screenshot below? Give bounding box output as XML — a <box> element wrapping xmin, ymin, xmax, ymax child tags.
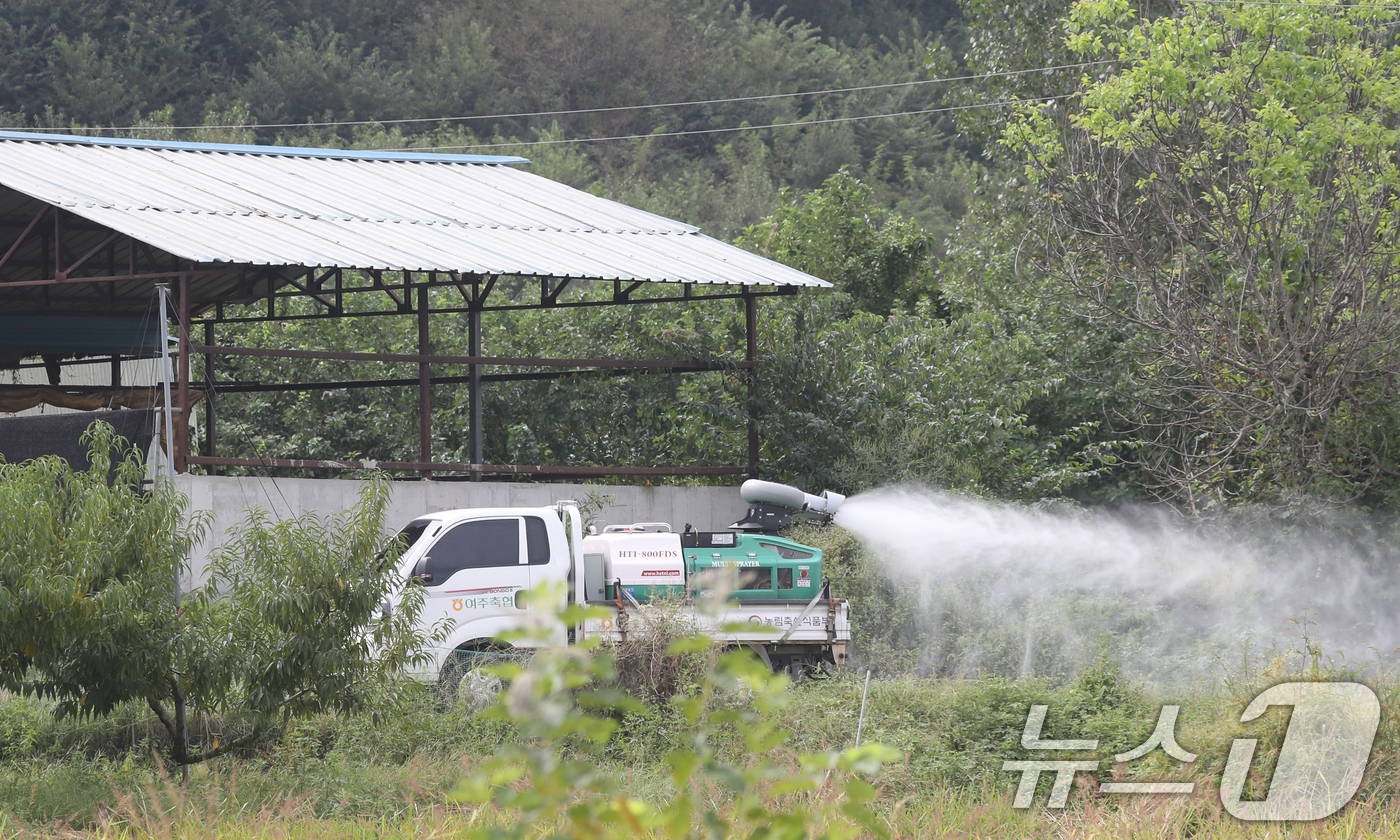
<box><xmin>391</xmin><ymin>94</ymin><xmax>1081</xmax><ymax>152</ymax></box>
<box><xmin>1179</xmin><ymin>0</ymin><xmax>1400</xmax><ymax>7</ymax></box>
<box><xmin>0</xmin><ymin>61</ymin><xmax>1111</xmax><ymax>135</ymax></box>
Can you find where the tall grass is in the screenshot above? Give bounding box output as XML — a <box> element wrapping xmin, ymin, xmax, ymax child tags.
<box><xmin>9</xmin><ymin>762</ymin><xmax>1400</xmax><ymax>838</ymax></box>
<box><xmin>5</xmin><ymin>649</ymin><xmax>1399</xmax><ymax>838</ymax></box>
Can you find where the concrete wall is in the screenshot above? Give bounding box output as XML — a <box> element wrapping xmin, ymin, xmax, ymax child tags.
<box><xmin>174</xmin><ymin>475</ymin><xmax>750</xmax><ymax>586</ymax></box>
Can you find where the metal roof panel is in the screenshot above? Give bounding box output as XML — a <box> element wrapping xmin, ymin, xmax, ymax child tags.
<box><xmin>0</xmin><ymin>133</ymin><xmax>829</xmax><ymax>289</ymax></box>
<box><xmin>0</xmin><ymin>130</ymin><xmax>529</xmax><ymax>164</ymax></box>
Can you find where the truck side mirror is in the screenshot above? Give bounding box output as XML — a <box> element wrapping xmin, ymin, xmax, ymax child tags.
<box><xmin>410</xmin><ymin>555</ymin><xmax>432</xmax><ymax>584</ymax></box>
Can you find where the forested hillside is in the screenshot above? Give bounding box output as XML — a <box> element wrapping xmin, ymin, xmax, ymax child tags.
<box><xmin>12</xmin><ymin>0</ymin><xmax>1400</xmax><ymax>512</ymax></box>
<box><xmin>1</xmin><ymin>0</ymin><xmax>982</xmax><ymax>237</ymax></box>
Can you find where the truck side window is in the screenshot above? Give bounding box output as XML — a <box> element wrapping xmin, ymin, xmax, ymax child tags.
<box><xmin>739</xmin><ymin>569</ymin><xmax>772</xmax><ymax>591</ymax></box>
<box><xmin>761</xmin><ymin>542</ymin><xmax>814</xmax><ymax>560</ymax></box>
<box><xmin>525</xmin><ymin>516</ymin><xmax>550</xmax><ymax>565</ymax></box>
<box><xmin>384</xmin><ymin>518</ymin><xmax>431</xmax><ymax>565</ymax></box>
<box><xmin>425</xmin><ymin>518</ymin><xmax>520</xmax><ymax>582</ymax></box>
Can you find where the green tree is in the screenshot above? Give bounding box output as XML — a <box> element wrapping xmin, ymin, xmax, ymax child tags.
<box><xmin>239</xmin><ymin>23</ymin><xmax>410</xmax><ymax>131</ymax></box>
<box><xmin>0</xmin><ymin>424</ymin><xmax>442</xmax><ymax>765</ymax></box>
<box><xmin>740</xmin><ymin>169</ymin><xmax>939</xmax><ymax>315</ymax></box>
<box><xmin>742</xmin><ymin>0</ymin><xmax>961</xmax><ymax>44</ymax></box>
<box><xmin>746</xmin><ymin>293</ymin><xmax>1097</xmax><ymax>496</ymax></box>
<box><xmin>39</xmin><ymin>0</ymin><xmax>211</xmax><ymax>126</ymax></box>
<box><xmin>939</xmin><ymin>169</ymin><xmax>1141</xmax><ymax>503</ymax></box>
<box><xmin>407</xmin><ymin>6</ymin><xmax>501</xmax><ymax>119</ymax></box>
<box><xmin>1005</xmin><ymin>0</ymin><xmax>1400</xmax><ymax>508</ymax></box>
<box><xmin>948</xmin><ymin>0</ymin><xmax>1085</xmax><ymax>147</ymax></box>
<box><xmin>48</xmin><ymin>33</ymin><xmax>135</xmax><ymax>124</ymax></box>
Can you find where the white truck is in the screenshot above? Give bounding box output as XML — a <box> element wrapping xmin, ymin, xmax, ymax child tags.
<box><xmin>385</xmin><ymin>480</ymin><xmax>852</xmax><ymax>685</ymax></box>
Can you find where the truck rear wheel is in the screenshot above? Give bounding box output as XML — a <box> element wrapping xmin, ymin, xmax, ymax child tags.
<box><xmin>769</xmin><ymin>653</ymin><xmax>831</xmax><ymax>682</ymax></box>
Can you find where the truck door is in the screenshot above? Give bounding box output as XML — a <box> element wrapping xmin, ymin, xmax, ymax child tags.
<box><xmin>525</xmin><ymin>513</ymin><xmax>570</xmax><ymax>645</ymax></box>
<box><xmin>414</xmin><ymin>516</ymin><xmax>530</xmax><ymax>643</ymax></box>
<box><xmin>524</xmin><ymin>515</ymin><xmax>560</xmax><ymax>587</ymax></box>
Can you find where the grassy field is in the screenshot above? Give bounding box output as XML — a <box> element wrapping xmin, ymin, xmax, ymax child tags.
<box><xmin>3</xmin><ymin>653</ymin><xmax>1398</xmax><ymax>839</ymax></box>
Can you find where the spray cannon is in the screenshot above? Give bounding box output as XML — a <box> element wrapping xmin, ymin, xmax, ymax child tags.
<box><xmin>729</xmin><ymin>479</ymin><xmax>847</xmax><ymax>532</ymax></box>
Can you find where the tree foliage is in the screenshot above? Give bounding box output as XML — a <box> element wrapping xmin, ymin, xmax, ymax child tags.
<box><xmin>1005</xmin><ymin>0</ymin><xmax>1400</xmax><ymax>508</ymax></box>
<box><xmin>0</xmin><ymin>424</ymin><xmax>202</xmax><ymax>718</ymax></box>
<box><xmin>237</xmin><ymin>23</ymin><xmax>410</xmax><ymax>126</ymax></box>
<box><xmin>749</xmin><ymin>294</ymin><xmax>1099</xmax><ymax>497</ymax></box>
<box><xmin>19</xmin><ymin>0</ymin><xmax>1400</xmax><ymax>507</ymax></box>
<box><xmin>740</xmin><ymin>169</ymin><xmax>939</xmax><ymax>315</ymax></box>
<box><xmin>0</xmin><ymin>425</ymin><xmax>442</xmax><ymax>765</ymax></box>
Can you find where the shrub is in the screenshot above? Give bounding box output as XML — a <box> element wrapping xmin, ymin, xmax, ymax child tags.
<box><xmin>608</xmin><ymin>594</ymin><xmax>718</xmax><ymax>704</ymax></box>
<box><xmin>0</xmin><ymin>423</ymin><xmax>448</xmax><ymax>766</ymax></box>
<box><xmin>449</xmin><ymin>585</ymin><xmax>902</xmax><ymax>839</ymax></box>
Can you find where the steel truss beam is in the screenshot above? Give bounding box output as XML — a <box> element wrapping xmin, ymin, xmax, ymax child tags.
<box><xmin>185</xmin><ymin>454</ymin><xmax>746</xmax><ymax>478</ymax></box>
<box><xmin>191</xmin><ymin>344</ymin><xmax>754</xmax><ymax>369</ymax></box>
<box><xmin>197</xmin><ymin>362</ymin><xmax>744</xmax><ymax>394</ymax></box>
<box><xmin>202</xmin><ymin>286</ymin><xmax>794</xmax><ymax>323</ymax></box>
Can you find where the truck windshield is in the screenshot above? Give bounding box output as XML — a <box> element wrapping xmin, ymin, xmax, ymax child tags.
<box><xmin>379</xmin><ymin>518</ymin><xmax>433</xmax><ymax>565</ymax></box>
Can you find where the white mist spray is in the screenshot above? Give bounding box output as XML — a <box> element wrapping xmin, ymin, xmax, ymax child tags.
<box><xmin>832</xmin><ymin>487</ymin><xmax>1400</xmax><ymax>684</ymax></box>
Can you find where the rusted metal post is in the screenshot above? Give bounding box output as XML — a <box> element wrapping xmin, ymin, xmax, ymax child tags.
<box><xmin>417</xmin><ymin>280</ymin><xmax>432</xmax><ymax>480</ymax></box>
<box><xmin>178</xmin><ymin>273</ymin><xmax>191</xmax><ymax>474</ymax></box>
<box><xmin>203</xmin><ymin>319</ymin><xmax>217</xmax><ymax>475</ymax></box>
<box><xmin>744</xmin><ymin>286</ymin><xmax>758</xmax><ymax>477</ymax></box>
<box><xmin>469</xmin><ymin>304</ymin><xmax>482</xmax><ymax>482</ymax></box>
<box><xmin>53</xmin><ymin>207</ymin><xmax>61</xmax><ymax>280</ymax></box>
<box><xmin>156</xmin><ymin>285</ymin><xmax>175</xmax><ymax>479</ymax></box>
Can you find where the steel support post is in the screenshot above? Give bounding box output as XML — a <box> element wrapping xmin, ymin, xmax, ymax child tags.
<box><xmin>156</xmin><ymin>285</ymin><xmax>175</xmax><ymax>480</ymax></box>
<box><xmin>745</xmin><ymin>287</ymin><xmax>759</xmax><ymax>477</ymax></box>
<box><xmin>177</xmin><ymin>274</ymin><xmax>191</xmax><ymax>473</ymax></box>
<box><xmin>417</xmin><ymin>281</ymin><xmax>432</xmax><ymax>480</ymax></box>
<box><xmin>203</xmin><ymin>319</ymin><xmax>217</xmax><ymax>474</ymax></box>
<box><xmin>469</xmin><ymin>304</ymin><xmax>483</xmax><ymax>482</ymax></box>
<box><xmin>52</xmin><ymin>207</ymin><xmax>61</xmax><ymax>279</ymax></box>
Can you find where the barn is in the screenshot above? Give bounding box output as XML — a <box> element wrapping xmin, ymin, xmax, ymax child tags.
<box><xmin>0</xmin><ymin>130</ymin><xmax>828</xmax><ymax>483</ymax></box>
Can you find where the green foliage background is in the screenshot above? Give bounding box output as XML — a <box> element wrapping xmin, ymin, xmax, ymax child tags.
<box><xmin>9</xmin><ymin>0</ymin><xmax>1400</xmax><ymax>508</ymax></box>
<box><xmin>0</xmin><ymin>0</ymin><xmax>1117</xmax><ymax>502</ymax></box>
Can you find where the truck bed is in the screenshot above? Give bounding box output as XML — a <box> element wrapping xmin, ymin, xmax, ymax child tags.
<box><xmin>577</xmin><ymin>596</ymin><xmax>851</xmax><ymax>670</ymax></box>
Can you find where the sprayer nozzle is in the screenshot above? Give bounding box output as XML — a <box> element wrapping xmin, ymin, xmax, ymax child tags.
<box><xmin>739</xmin><ymin>479</ymin><xmax>846</xmax><ymax>517</ymax></box>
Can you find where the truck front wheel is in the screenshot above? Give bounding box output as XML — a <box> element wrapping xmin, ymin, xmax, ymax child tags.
<box><xmin>438</xmin><ymin>644</ymin><xmax>513</xmax><ymax>710</ymax></box>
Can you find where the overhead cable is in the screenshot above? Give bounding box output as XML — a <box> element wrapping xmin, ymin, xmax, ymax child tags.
<box><xmin>1178</xmin><ymin>0</ymin><xmax>1400</xmax><ymax>8</ymax></box>
<box><xmin>0</xmin><ymin>61</ymin><xmax>1110</xmax><ymax>134</ymax></box>
<box><xmin>392</xmin><ymin>94</ymin><xmax>1081</xmax><ymax>151</ymax></box>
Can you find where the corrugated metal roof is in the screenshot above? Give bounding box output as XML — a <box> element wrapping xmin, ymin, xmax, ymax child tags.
<box><xmin>0</xmin><ymin>130</ymin><xmax>530</xmax><ymax>163</ymax></box>
<box><xmin>0</xmin><ymin>131</ymin><xmax>829</xmax><ymax>288</ymax></box>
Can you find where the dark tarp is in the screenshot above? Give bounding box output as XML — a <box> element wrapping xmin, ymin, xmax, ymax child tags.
<box><xmin>0</xmin><ymin>408</ymin><xmax>156</xmax><ymax>470</ymax></box>
<box><xmin>0</xmin><ymin>314</ymin><xmax>163</xmax><ymax>358</ymax></box>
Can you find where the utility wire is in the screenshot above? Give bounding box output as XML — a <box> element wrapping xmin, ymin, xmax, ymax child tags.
<box><xmin>0</xmin><ymin>61</ymin><xmax>1111</xmax><ymax>134</ymax></box>
<box><xmin>390</xmin><ymin>94</ymin><xmax>1081</xmax><ymax>152</ymax></box>
<box><xmin>1179</xmin><ymin>0</ymin><xmax>1400</xmax><ymax>7</ymax></box>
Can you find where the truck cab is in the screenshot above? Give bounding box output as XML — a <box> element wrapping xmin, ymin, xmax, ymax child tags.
<box><xmin>391</xmin><ymin>506</ymin><xmax>573</xmax><ymax>662</ymax></box>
